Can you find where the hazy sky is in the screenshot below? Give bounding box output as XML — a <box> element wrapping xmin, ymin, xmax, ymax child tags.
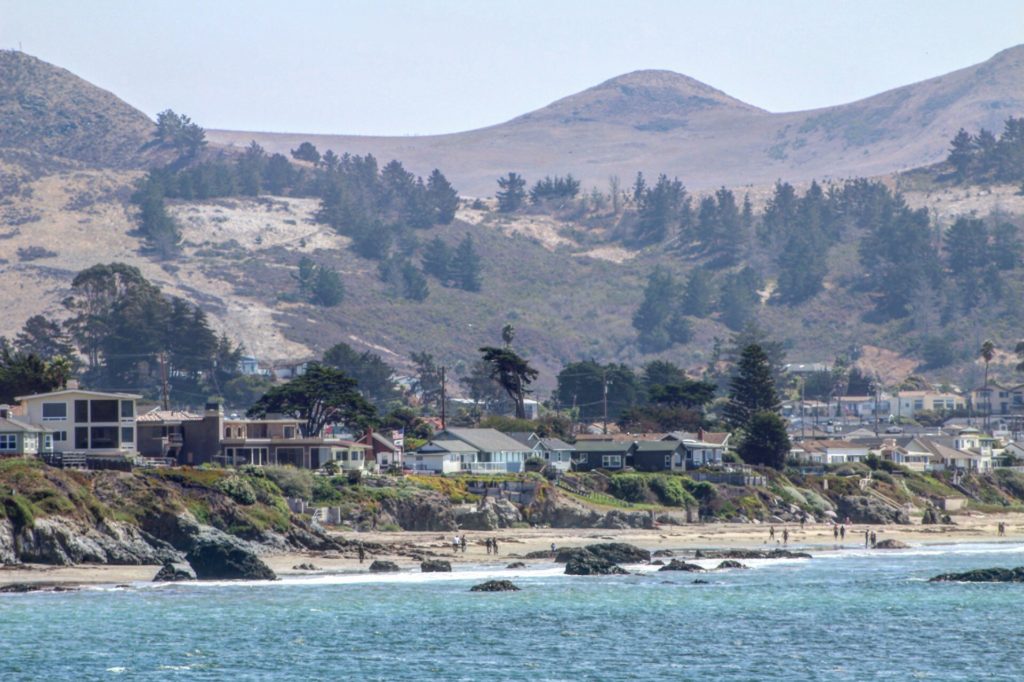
<box><xmin>2</xmin><ymin>0</ymin><xmax>1021</xmax><ymax>135</ymax></box>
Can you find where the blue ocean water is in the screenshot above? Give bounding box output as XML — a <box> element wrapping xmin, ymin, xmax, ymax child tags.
<box><xmin>2</xmin><ymin>543</ymin><xmax>1024</xmax><ymax>680</ymax></box>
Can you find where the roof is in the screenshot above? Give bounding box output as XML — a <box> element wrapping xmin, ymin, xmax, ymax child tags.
<box><xmin>573</xmin><ymin>441</ymin><xmax>634</xmax><ymax>453</ymax></box>
<box><xmin>505</xmin><ymin>431</ymin><xmax>537</xmax><ymax>447</ymax></box>
<box><xmin>915</xmin><ymin>437</ymin><xmax>985</xmax><ymax>461</ymax></box>
<box><xmin>436</xmin><ymin>428</ymin><xmax>532</xmax><ymax>453</ymax></box>
<box><xmin>15</xmin><ymin>388</ymin><xmax>142</xmax><ymax>401</ymax></box>
<box><xmin>537</xmin><ymin>437</ymin><xmax>575</xmax><ymax>451</ymax></box>
<box><xmin>419</xmin><ymin>439</ymin><xmax>479</xmax><ymax>454</ymax></box>
<box><xmin>633</xmin><ymin>440</ymin><xmax>683</xmax><ymax>453</ymax></box>
<box><xmin>664</xmin><ymin>431</ymin><xmax>730</xmax><ymax>446</ymax></box>
<box><xmin>0</xmin><ymin>416</ymin><xmax>48</xmax><ymax>433</ymax></box>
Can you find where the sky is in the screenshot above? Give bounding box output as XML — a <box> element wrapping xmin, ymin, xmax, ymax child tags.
<box><xmin>1</xmin><ymin>0</ymin><xmax>1022</xmax><ymax>136</ymax></box>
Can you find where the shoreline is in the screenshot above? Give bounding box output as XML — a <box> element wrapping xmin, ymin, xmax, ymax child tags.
<box><xmin>3</xmin><ymin>514</ymin><xmax>1023</xmax><ymax>588</ymax></box>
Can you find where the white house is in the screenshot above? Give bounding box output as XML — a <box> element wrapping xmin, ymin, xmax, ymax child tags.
<box><xmin>662</xmin><ymin>430</ymin><xmax>730</xmax><ymax>468</ymax></box>
<box><xmin>15</xmin><ymin>388</ymin><xmax>140</xmax><ymax>456</ymax></box>
<box><xmin>409</xmin><ymin>440</ymin><xmax>479</xmax><ymax>474</ymax></box>
<box><xmin>800</xmin><ymin>440</ymin><xmax>870</xmax><ymax>465</ymax></box>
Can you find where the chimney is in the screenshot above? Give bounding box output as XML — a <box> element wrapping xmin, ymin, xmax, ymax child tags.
<box><xmin>697</xmin><ymin>427</ymin><xmax>705</xmax><ymax>441</ymax></box>
<box><xmin>204</xmin><ymin>402</ymin><xmax>224</xmax><ymax>417</ymax></box>
<box><xmin>66</xmin><ymin>379</ymin><xmax>80</xmax><ymax>390</ymax></box>
<box><xmin>0</xmin><ymin>405</ymin><xmax>9</xmax><ymax>420</ymax></box>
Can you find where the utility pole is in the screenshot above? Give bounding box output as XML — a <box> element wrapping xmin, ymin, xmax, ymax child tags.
<box><xmin>571</xmin><ymin>393</ymin><xmax>578</xmax><ymax>437</ymax></box>
<box><xmin>602</xmin><ymin>369</ymin><xmax>609</xmax><ymax>435</ymax></box>
<box><xmin>158</xmin><ymin>351</ymin><xmax>170</xmax><ymax>411</ymax></box>
<box><xmin>440</xmin><ymin>366</ymin><xmax>447</xmax><ymax>430</ymax></box>
<box><xmin>800</xmin><ymin>377</ymin><xmax>806</xmax><ymax>441</ymax></box>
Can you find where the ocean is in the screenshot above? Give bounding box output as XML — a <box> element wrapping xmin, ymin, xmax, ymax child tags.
<box><xmin>2</xmin><ymin>543</ymin><xmax>1023</xmax><ymax>680</ymax></box>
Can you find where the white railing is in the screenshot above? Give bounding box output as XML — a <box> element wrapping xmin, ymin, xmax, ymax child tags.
<box><xmin>460</xmin><ymin>462</ymin><xmax>507</xmax><ymax>473</ymax></box>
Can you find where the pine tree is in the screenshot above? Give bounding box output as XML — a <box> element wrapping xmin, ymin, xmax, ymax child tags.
<box><xmin>496</xmin><ymin>172</ymin><xmax>526</xmax><ymax>212</ymax></box>
<box><xmin>737</xmin><ymin>411</ymin><xmax>790</xmax><ymax>469</ymax></box>
<box><xmin>402</xmin><ymin>261</ymin><xmax>430</xmax><ymax>301</ymax></box>
<box><xmin>310</xmin><ymin>265</ymin><xmax>344</xmax><ymax>307</ymax></box>
<box><xmin>452</xmin><ymin>234</ymin><xmax>482</xmax><ymax>292</ymax></box>
<box><xmin>723</xmin><ymin>344</ymin><xmax>780</xmax><ymax>429</ymax></box>
<box><xmin>947</xmin><ymin>128</ymin><xmax>975</xmax><ymax>181</ymax></box>
<box><xmin>681</xmin><ymin>269</ymin><xmax>714</xmax><ymax>317</ymax></box>
<box><xmin>426</xmin><ymin>169</ymin><xmax>459</xmax><ymax>224</ymax></box>
<box><xmin>421</xmin><ymin>237</ymin><xmax>453</xmax><ymax>285</ymax></box>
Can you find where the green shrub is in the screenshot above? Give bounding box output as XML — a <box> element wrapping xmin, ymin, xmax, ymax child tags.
<box><xmin>264</xmin><ymin>466</ymin><xmax>315</xmax><ymax>499</ymax></box>
<box><xmin>649</xmin><ymin>475</ymin><xmax>697</xmax><ymax>507</ymax></box>
<box><xmin>680</xmin><ymin>478</ymin><xmax>717</xmax><ymax>502</ymax></box>
<box><xmin>215</xmin><ymin>476</ymin><xmax>257</xmax><ymax>505</ymax></box>
<box><xmin>3</xmin><ymin>495</ymin><xmax>35</xmax><ymax>530</ymax></box>
<box><xmin>607</xmin><ymin>474</ymin><xmax>650</xmax><ymax>503</ymax></box>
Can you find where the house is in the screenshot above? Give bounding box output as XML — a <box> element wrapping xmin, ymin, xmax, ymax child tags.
<box><xmin>572</xmin><ymin>441</ymin><xmax>634</xmax><ymax>472</ymax></box>
<box><xmin>15</xmin><ymin>388</ymin><xmax>140</xmax><ymax>456</ymax></box>
<box><xmin>970</xmin><ymin>383</ymin><xmax>1012</xmax><ymax>417</ymax></box>
<box><xmin>632</xmin><ymin>440</ymin><xmax>686</xmax><ymax>472</ymax></box>
<box><xmin>137</xmin><ymin>404</ymin><xmax>369</xmax><ymax>469</ymax></box>
<box><xmin>0</xmin><ymin>405</ymin><xmax>52</xmax><ymax>457</ymax></box>
<box><xmin>879</xmin><ymin>437</ymin><xmax>934</xmax><ymax>472</ymax></box>
<box><xmin>914</xmin><ymin>431</ymin><xmax>993</xmax><ymax>472</ymax></box>
<box><xmin>409</xmin><ymin>440</ymin><xmax>479</xmax><ymax>474</ymax></box>
<box><xmin>507</xmin><ymin>432</ymin><xmax>575</xmax><ymax>472</ymax></box>
<box><xmin>662</xmin><ymin>430</ymin><xmax>731</xmax><ymax>468</ymax></box>
<box><xmin>417</xmin><ymin>428</ymin><xmax>534</xmax><ymax>474</ymax></box>
<box><xmin>358</xmin><ymin>431</ymin><xmax>402</xmax><ymax>470</ymax></box>
<box><xmin>893</xmin><ymin>391</ymin><xmax>965</xmax><ymax>418</ymax></box>
<box><xmin>798</xmin><ymin>440</ymin><xmax>870</xmax><ymax>465</ymax></box>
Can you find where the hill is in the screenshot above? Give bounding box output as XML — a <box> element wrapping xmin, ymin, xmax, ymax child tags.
<box><xmin>0</xmin><ymin>50</ymin><xmax>154</xmax><ymax>170</ymax></box>
<box><xmin>208</xmin><ymin>46</ymin><xmax>1024</xmax><ymax>195</ymax></box>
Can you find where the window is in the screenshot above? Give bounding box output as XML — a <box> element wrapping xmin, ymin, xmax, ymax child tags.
<box><xmin>283</xmin><ymin>426</ymin><xmax>295</xmax><ymax>439</ymax></box>
<box><xmin>120</xmin><ymin>401</ymin><xmax>134</xmax><ymax>419</ymax></box>
<box><xmin>0</xmin><ymin>434</ymin><xmax>16</xmax><ymax>450</ymax></box>
<box><xmin>121</xmin><ymin>427</ymin><xmax>134</xmax><ymax>445</ymax></box>
<box><xmin>90</xmin><ymin>426</ymin><xmax>118</xmax><ymax>449</ymax></box>
<box><xmin>53</xmin><ymin>431</ymin><xmax>66</xmax><ymax>442</ymax></box>
<box><xmin>90</xmin><ymin>400</ymin><xmax>118</xmax><ymax>423</ymax></box>
<box><xmin>913</xmin><ymin>400</ymin><xmax>924</xmax><ymax>410</ymax></box>
<box><xmin>43</xmin><ymin>434</ymin><xmax>53</xmax><ymax>451</ymax></box>
<box><xmin>75</xmin><ymin>427</ymin><xmax>88</xmax><ymax>449</ymax></box>
<box><xmin>665</xmin><ymin>454</ymin><xmax>672</xmax><ymax>468</ymax></box>
<box><xmin>602</xmin><ymin>454</ymin><xmax>622</xmax><ymax>468</ymax></box>
<box><xmin>74</xmin><ymin>400</ymin><xmax>88</xmax><ymax>422</ymax></box>
<box><xmin>42</xmin><ymin>403</ymin><xmax>67</xmax><ymax>420</ymax></box>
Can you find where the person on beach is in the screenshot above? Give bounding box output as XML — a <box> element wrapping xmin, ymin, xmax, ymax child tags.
<box><xmin>865</xmin><ymin>529</ymin><xmax>870</xmax><ymax>548</ymax></box>
<box><xmin>840</xmin><ymin>525</ymin><xmax>846</xmax><ymax>542</ymax></box>
<box><xmin>461</xmin><ymin>535</ymin><xmax>467</xmax><ymax>553</ymax></box>
<box><xmin>486</xmin><ymin>538</ymin><xmax>492</xmax><ymax>554</ymax></box>
<box><xmin>782</xmin><ymin>528</ymin><xmax>789</xmax><ymax>545</ymax></box>
<box><xmin>769</xmin><ymin>526</ymin><xmax>775</xmax><ymax>542</ymax></box>
<box><xmin>452</xmin><ymin>536</ymin><xmax>460</xmax><ymax>554</ymax></box>
<box><xmin>551</xmin><ymin>542</ymin><xmax>556</xmax><ymax>553</ymax></box>
<box><xmin>800</xmin><ymin>515</ymin><xmax>805</xmax><ymax>530</ymax></box>
<box><xmin>833</xmin><ymin>524</ymin><xmax>839</xmax><ymax>541</ymax></box>
<box><xmin>493</xmin><ymin>538</ymin><xmax>499</xmax><ymax>555</ymax></box>
<box><xmin>870</xmin><ymin>531</ymin><xmax>877</xmax><ymax>547</ymax></box>
<box><xmin>357</xmin><ymin>543</ymin><xmax>365</xmax><ymax>564</ymax></box>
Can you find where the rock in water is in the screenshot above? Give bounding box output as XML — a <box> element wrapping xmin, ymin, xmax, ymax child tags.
<box><xmin>506</xmin><ymin>561</ymin><xmax>527</xmax><ymax>569</ymax></box>
<box><xmin>555</xmin><ymin>543</ymin><xmax>650</xmax><ymax>564</ymax></box>
<box><xmin>565</xmin><ymin>555</ymin><xmax>628</xmax><ymax>576</ymax></box>
<box><xmin>658</xmin><ymin>559</ymin><xmax>705</xmax><ymax>572</ymax></box>
<box><xmin>873</xmin><ymin>539</ymin><xmax>909</xmax><ymax>549</ymax></box>
<box><xmin>470</xmin><ymin>580</ymin><xmax>520</xmax><ymax>592</ymax></box>
<box><xmin>185</xmin><ymin>534</ymin><xmax>276</xmax><ymax>581</ymax></box>
<box><xmin>420</xmin><ymin>559</ymin><xmax>452</xmax><ymax>573</ymax></box>
<box><xmin>716</xmin><ymin>560</ymin><xmax>748</xmax><ymax>570</ymax></box>
<box><xmin>368</xmin><ymin>560</ymin><xmax>400</xmax><ymax>573</ymax></box>
<box><xmin>694</xmin><ymin>549</ymin><xmax>811</xmax><ymax>560</ymax></box>
<box><xmin>930</xmin><ymin>567</ymin><xmax>1024</xmax><ymax>583</ymax></box>
<box><xmin>152</xmin><ymin>561</ymin><xmax>196</xmax><ymax>582</ymax></box>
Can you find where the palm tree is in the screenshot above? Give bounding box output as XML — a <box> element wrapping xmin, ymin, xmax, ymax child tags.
<box><xmin>980</xmin><ymin>340</ymin><xmax>995</xmax><ymax>427</ymax></box>
<box><xmin>478</xmin><ymin>346</ymin><xmax>537</xmax><ymax>419</ymax></box>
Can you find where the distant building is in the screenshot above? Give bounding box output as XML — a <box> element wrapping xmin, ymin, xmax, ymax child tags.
<box><xmin>0</xmin><ymin>405</ymin><xmax>52</xmax><ymax>457</ymax></box>
<box><xmin>15</xmin><ymin>388</ymin><xmax>140</xmax><ymax>457</ymax></box>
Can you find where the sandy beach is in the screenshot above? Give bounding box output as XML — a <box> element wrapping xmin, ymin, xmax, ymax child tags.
<box><xmin>4</xmin><ymin>513</ymin><xmax>1024</xmax><ymax>588</ymax></box>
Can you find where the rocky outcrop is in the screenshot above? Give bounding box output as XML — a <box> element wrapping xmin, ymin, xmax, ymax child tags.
<box><xmin>420</xmin><ymin>559</ymin><xmax>452</xmax><ymax>573</ymax></box>
<box><xmin>185</xmin><ymin>530</ymin><xmax>276</xmax><ymax>581</ymax></box>
<box><xmin>694</xmin><ymin>549</ymin><xmax>811</xmax><ymax>560</ymax></box>
<box><xmin>716</xmin><ymin>560</ymin><xmax>747</xmax><ymax>569</ymax></box>
<box><xmin>523</xmin><ymin>549</ymin><xmax>556</xmax><ymax>559</ymax></box>
<box><xmin>555</xmin><ymin>543</ymin><xmax>651</xmax><ymax>564</ymax></box>
<box><xmin>153</xmin><ymin>561</ymin><xmax>196</xmax><ymax>582</ymax></box>
<box><xmin>526</xmin><ymin>491</ymin><xmax>652</xmax><ymax>529</ymax></box>
<box><xmin>470</xmin><ymin>580</ymin><xmax>520</xmax><ymax>592</ymax></box>
<box><xmin>564</xmin><ymin>555</ymin><xmax>629</xmax><ymax>576</ymax></box>
<box><xmin>873</xmin><ymin>539</ymin><xmax>910</xmax><ymax>549</ymax></box>
<box><xmin>453</xmin><ymin>508</ymin><xmax>498</xmax><ymax>531</ymax></box>
<box><xmin>658</xmin><ymin>559</ymin><xmax>704</xmax><ymax>572</ymax></box>
<box><xmin>930</xmin><ymin>567</ymin><xmax>1024</xmax><ymax>583</ymax></box>
<box><xmin>506</xmin><ymin>561</ymin><xmax>526</xmax><ymax>569</ymax></box>
<box><xmin>377</xmin><ymin>494</ymin><xmax>458</xmax><ymax>531</ymax></box>
<box><xmin>8</xmin><ymin>517</ymin><xmax>179</xmax><ymax>566</ymax></box>
<box><xmin>836</xmin><ymin>496</ymin><xmax>910</xmax><ymax>525</ymax></box>
<box><xmin>369</xmin><ymin>560</ymin><xmax>400</xmax><ymax>573</ymax></box>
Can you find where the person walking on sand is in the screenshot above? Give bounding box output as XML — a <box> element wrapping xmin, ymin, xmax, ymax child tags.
<box><xmin>551</xmin><ymin>542</ymin><xmax>556</xmax><ymax>554</ymax></box>
<box><xmin>461</xmin><ymin>535</ymin><xmax>467</xmax><ymax>553</ymax></box>
<box><xmin>487</xmin><ymin>538</ymin><xmax>493</xmax><ymax>554</ymax></box>
<box><xmin>870</xmin><ymin>531</ymin><xmax>877</xmax><ymax>547</ymax></box>
<box><xmin>357</xmin><ymin>543</ymin><xmax>365</xmax><ymax>564</ymax></box>
<box><xmin>492</xmin><ymin>538</ymin><xmax>499</xmax><ymax>555</ymax></box>
<box><xmin>865</xmin><ymin>529</ymin><xmax>870</xmax><ymax>548</ymax></box>
<box><xmin>769</xmin><ymin>526</ymin><xmax>775</xmax><ymax>542</ymax></box>
<box><xmin>800</xmin><ymin>514</ymin><xmax>805</xmax><ymax>530</ymax></box>
<box><xmin>833</xmin><ymin>524</ymin><xmax>839</xmax><ymax>542</ymax></box>
<box><xmin>840</xmin><ymin>525</ymin><xmax>846</xmax><ymax>542</ymax></box>
<box><xmin>453</xmin><ymin>536</ymin><xmax>460</xmax><ymax>554</ymax></box>
<box><xmin>782</xmin><ymin>528</ymin><xmax>789</xmax><ymax>545</ymax></box>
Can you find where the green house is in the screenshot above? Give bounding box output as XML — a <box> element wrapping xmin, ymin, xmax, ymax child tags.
<box><xmin>0</xmin><ymin>407</ymin><xmax>52</xmax><ymax>457</ymax></box>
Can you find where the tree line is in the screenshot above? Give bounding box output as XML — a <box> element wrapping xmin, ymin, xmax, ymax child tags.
<box><xmin>946</xmin><ymin>116</ymin><xmax>1024</xmax><ymax>185</ymax></box>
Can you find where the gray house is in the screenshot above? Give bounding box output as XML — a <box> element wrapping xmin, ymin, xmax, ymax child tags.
<box><xmin>508</xmin><ymin>432</ymin><xmax>576</xmax><ymax>472</ymax></box>
<box><xmin>422</xmin><ymin>428</ymin><xmax>534</xmax><ymax>473</ymax></box>
<box><xmin>572</xmin><ymin>441</ymin><xmax>635</xmax><ymax>472</ymax></box>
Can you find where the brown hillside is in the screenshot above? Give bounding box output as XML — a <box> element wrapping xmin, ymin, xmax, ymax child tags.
<box><xmin>208</xmin><ymin>46</ymin><xmax>1024</xmax><ymax>195</ymax></box>
<box><xmin>0</xmin><ymin>50</ymin><xmax>154</xmax><ymax>168</ymax></box>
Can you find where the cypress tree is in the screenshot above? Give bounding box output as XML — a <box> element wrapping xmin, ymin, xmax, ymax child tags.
<box><xmin>452</xmin><ymin>234</ymin><xmax>482</xmax><ymax>292</ymax></box>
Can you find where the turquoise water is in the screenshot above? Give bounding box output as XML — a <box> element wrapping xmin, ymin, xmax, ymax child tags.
<box><xmin>3</xmin><ymin>543</ymin><xmax>1024</xmax><ymax>680</ymax></box>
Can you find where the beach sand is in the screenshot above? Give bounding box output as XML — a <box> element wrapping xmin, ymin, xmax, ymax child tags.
<box><xmin>4</xmin><ymin>513</ymin><xmax>1023</xmax><ymax>587</ymax></box>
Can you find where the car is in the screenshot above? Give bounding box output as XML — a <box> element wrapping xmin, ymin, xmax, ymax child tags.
<box><xmin>884</xmin><ymin>426</ymin><xmax>904</xmax><ymax>434</ymax></box>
